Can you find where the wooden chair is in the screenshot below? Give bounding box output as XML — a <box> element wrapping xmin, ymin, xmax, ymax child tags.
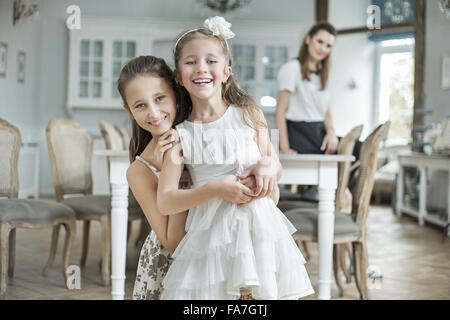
<box><xmin>283</xmin><ymin>121</ymin><xmax>390</xmax><ymax>299</ymax></box>
<box><xmin>277</xmin><ymin>125</ymin><xmax>364</xmax><ymax>260</ymax></box>
<box><xmin>278</xmin><ymin>125</ymin><xmax>364</xmax><ymax>212</ymax></box>
<box><xmin>99</xmin><ymin>121</ymin><xmax>149</xmax><ymax>249</ymax></box>
<box><xmin>114</xmin><ymin>124</ymin><xmax>130</xmax><ymax>151</ymax></box>
<box><xmin>46</xmin><ymin>118</ymin><xmax>141</xmax><ymax>286</ymax></box>
<box><xmin>0</xmin><ymin>118</ymin><xmax>76</xmax><ymax>298</ymax></box>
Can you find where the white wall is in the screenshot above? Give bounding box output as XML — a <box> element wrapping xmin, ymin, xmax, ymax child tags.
<box><xmin>424</xmin><ymin>0</ymin><xmax>450</xmax><ymax>210</ymax></box>
<box><xmin>424</xmin><ymin>0</ymin><xmax>450</xmax><ymax>126</ymax></box>
<box><xmin>0</xmin><ymin>0</ymin><xmax>42</xmax><ymax>143</ymax></box>
<box><xmin>0</xmin><ymin>0</ymin><xmax>315</xmax><ymax>196</ymax></box>
<box><xmin>329</xmin><ymin>0</ymin><xmax>371</xmax><ymax>30</ymax></box>
<box><xmin>327</xmin><ymin>33</ymin><xmax>375</xmax><ymax>138</ymax></box>
<box><xmin>328</xmin><ymin>0</ymin><xmax>375</xmax><ymax>138</ymax></box>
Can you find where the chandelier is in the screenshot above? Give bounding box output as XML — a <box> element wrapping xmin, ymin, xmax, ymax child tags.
<box><xmin>200</xmin><ymin>0</ymin><xmax>252</xmax><ymax>13</ymax></box>
<box><xmin>439</xmin><ymin>0</ymin><xmax>450</xmax><ymax>19</ymax></box>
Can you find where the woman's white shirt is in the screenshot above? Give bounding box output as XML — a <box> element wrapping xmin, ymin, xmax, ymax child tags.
<box><xmin>277</xmin><ymin>59</ymin><xmax>330</xmax><ymax>122</ymax></box>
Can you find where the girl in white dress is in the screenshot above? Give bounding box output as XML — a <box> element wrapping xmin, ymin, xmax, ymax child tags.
<box><xmin>157</xmin><ymin>17</ymin><xmax>314</xmax><ymax>300</ymax></box>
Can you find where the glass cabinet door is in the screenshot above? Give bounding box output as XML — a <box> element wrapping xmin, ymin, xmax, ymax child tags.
<box><xmin>78</xmin><ymin>39</ymin><xmax>104</xmax><ymax>99</ymax></box>
<box><xmin>111</xmin><ymin>40</ymin><xmax>136</xmax><ymax>99</ymax></box>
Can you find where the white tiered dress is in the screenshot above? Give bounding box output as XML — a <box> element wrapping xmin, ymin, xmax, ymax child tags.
<box><xmin>160</xmin><ymin>106</ymin><xmax>314</xmax><ymax>300</ymax></box>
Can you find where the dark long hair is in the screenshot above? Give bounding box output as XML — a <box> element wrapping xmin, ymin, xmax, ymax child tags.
<box><xmin>117</xmin><ymin>56</ymin><xmax>188</xmax><ymax>162</ymax></box>
<box><xmin>173</xmin><ymin>29</ymin><xmax>266</xmax><ymax>130</ymax></box>
<box><xmin>298</xmin><ymin>22</ymin><xmax>337</xmax><ymax>90</ymax></box>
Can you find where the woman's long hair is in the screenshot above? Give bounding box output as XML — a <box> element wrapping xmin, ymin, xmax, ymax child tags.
<box><xmin>117</xmin><ymin>56</ymin><xmax>187</xmax><ymax>162</ymax></box>
<box><xmin>173</xmin><ymin>29</ymin><xmax>266</xmax><ymax>130</ymax></box>
<box><xmin>298</xmin><ymin>22</ymin><xmax>337</xmax><ymax>90</ymax></box>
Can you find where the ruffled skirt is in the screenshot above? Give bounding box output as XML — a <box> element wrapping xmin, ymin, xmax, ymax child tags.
<box><xmin>160</xmin><ymin>197</ymin><xmax>314</xmax><ymax>300</ymax></box>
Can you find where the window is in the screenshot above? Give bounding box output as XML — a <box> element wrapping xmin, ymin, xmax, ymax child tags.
<box><xmin>375</xmin><ymin>38</ymin><xmax>415</xmax><ymax>145</ymax></box>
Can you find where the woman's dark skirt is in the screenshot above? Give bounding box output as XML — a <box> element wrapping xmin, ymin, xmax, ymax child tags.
<box><xmin>286</xmin><ymin>120</ymin><xmax>361</xmax><ymax>161</ymax></box>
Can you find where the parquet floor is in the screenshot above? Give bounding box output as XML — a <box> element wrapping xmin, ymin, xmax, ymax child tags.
<box><xmin>1</xmin><ymin>204</ymin><xmax>449</xmax><ymax>300</ymax></box>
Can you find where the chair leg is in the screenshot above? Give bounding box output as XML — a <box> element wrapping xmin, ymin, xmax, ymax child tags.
<box><xmin>43</xmin><ymin>225</ymin><xmax>60</xmax><ymax>277</ymax></box>
<box><xmin>340</xmin><ymin>243</ymin><xmax>352</xmax><ymax>284</ymax></box>
<box><xmin>80</xmin><ymin>220</ymin><xmax>90</xmax><ymax>268</ymax></box>
<box><xmin>353</xmin><ymin>241</ymin><xmax>369</xmax><ymax>300</ymax></box>
<box><xmin>294</xmin><ymin>239</ymin><xmax>309</xmax><ymax>261</ymax></box>
<box><xmin>8</xmin><ymin>228</ymin><xmax>16</xmax><ymax>278</ymax></box>
<box><xmin>0</xmin><ymin>223</ymin><xmax>11</xmax><ymax>299</ymax></box>
<box><xmin>99</xmin><ymin>215</ymin><xmax>111</xmax><ymax>286</ymax></box>
<box><xmin>127</xmin><ymin>221</ymin><xmax>132</xmax><ymax>245</ymax></box>
<box><xmin>302</xmin><ymin>241</ymin><xmax>311</xmax><ymax>260</ymax></box>
<box><xmin>61</xmin><ymin>220</ymin><xmax>76</xmax><ymax>287</ymax></box>
<box><xmin>333</xmin><ymin>244</ymin><xmax>344</xmax><ymax>297</ymax></box>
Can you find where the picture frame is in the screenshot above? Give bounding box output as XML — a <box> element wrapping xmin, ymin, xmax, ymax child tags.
<box><xmin>0</xmin><ymin>42</ymin><xmax>7</xmax><ymax>78</ymax></box>
<box><xmin>17</xmin><ymin>50</ymin><xmax>25</xmax><ymax>83</ymax></box>
<box><xmin>442</xmin><ymin>54</ymin><xmax>450</xmax><ymax>90</ymax></box>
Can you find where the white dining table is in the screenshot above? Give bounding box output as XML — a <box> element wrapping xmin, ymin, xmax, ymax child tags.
<box><xmin>278</xmin><ymin>154</ymin><xmax>354</xmax><ymax>300</ymax></box>
<box><xmin>95</xmin><ymin>150</ymin><xmax>354</xmax><ymax>300</ymax></box>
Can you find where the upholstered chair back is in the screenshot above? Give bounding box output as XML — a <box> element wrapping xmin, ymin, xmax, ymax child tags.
<box><xmin>99</xmin><ymin>120</ymin><xmax>124</xmax><ymax>151</ymax></box>
<box><xmin>114</xmin><ymin>124</ymin><xmax>130</xmax><ymax>151</ymax></box>
<box><xmin>46</xmin><ymin>118</ymin><xmax>93</xmax><ymax>201</ymax></box>
<box><xmin>0</xmin><ymin>118</ymin><xmax>21</xmax><ymax>198</ymax></box>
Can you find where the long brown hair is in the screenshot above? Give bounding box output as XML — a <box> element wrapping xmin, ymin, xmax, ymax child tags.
<box><xmin>298</xmin><ymin>22</ymin><xmax>337</xmax><ymax>90</ymax></box>
<box><xmin>117</xmin><ymin>56</ymin><xmax>187</xmax><ymax>162</ymax></box>
<box><xmin>173</xmin><ymin>29</ymin><xmax>266</xmax><ymax>130</ymax></box>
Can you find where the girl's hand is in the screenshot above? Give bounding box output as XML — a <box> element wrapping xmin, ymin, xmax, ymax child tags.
<box><xmin>237</xmin><ymin>175</ymin><xmax>256</xmax><ymax>208</ymax></box>
<box><xmin>153</xmin><ymin>129</ymin><xmax>179</xmax><ymax>169</ymax></box>
<box><xmin>239</xmin><ymin>176</ymin><xmax>256</xmax><ymax>191</ymax></box>
<box><xmin>237</xmin><ymin>156</ymin><xmax>278</xmax><ymax>200</ymax></box>
<box><xmin>214</xmin><ymin>175</ymin><xmax>255</xmax><ymax>204</ymax></box>
<box><xmin>321</xmin><ymin>133</ymin><xmax>339</xmax><ymax>154</ymax></box>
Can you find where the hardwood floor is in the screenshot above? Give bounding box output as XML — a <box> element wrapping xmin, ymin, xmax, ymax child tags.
<box><xmin>1</xmin><ymin>204</ymin><xmax>449</xmax><ymax>300</ymax></box>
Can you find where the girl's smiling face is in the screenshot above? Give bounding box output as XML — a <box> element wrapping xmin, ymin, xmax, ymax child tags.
<box><xmin>176</xmin><ymin>36</ymin><xmax>231</xmax><ymax>103</ymax></box>
<box><xmin>125</xmin><ymin>75</ymin><xmax>177</xmax><ymax>137</ymax></box>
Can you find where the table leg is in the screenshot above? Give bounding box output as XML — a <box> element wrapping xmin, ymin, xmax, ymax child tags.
<box><xmin>110</xmin><ymin>183</ymin><xmax>129</xmax><ymax>300</ymax></box>
<box><xmin>396</xmin><ymin>165</ymin><xmax>404</xmax><ymax>217</ymax></box>
<box><xmin>418</xmin><ymin>166</ymin><xmax>427</xmax><ymax>226</ymax></box>
<box><xmin>317</xmin><ymin>163</ymin><xmax>337</xmax><ymax>300</ymax></box>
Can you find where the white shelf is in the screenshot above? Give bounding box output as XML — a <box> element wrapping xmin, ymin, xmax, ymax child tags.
<box><xmin>396</xmin><ymin>153</ymin><xmax>450</xmax><ymax>235</ymax></box>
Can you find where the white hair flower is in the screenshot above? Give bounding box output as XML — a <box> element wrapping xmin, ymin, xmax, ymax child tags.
<box><xmin>203</xmin><ymin>16</ymin><xmax>235</xmax><ymax>40</ymax></box>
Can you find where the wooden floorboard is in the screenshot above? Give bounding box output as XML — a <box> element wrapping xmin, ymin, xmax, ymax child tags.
<box><xmin>1</xmin><ymin>204</ymin><xmax>449</xmax><ymax>300</ymax></box>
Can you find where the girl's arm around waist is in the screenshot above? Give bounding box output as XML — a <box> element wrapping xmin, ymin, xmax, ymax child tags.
<box><xmin>157</xmin><ymin>142</ymin><xmax>254</xmax><ymax>215</ymax></box>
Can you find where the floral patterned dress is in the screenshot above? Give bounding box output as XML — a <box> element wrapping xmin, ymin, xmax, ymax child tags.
<box><xmin>132</xmin><ymin>155</ymin><xmax>192</xmax><ymax>300</ymax></box>
<box><xmin>132</xmin><ymin>155</ymin><xmax>172</xmax><ymax>300</ymax></box>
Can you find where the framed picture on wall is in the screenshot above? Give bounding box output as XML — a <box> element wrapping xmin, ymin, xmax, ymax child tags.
<box><xmin>442</xmin><ymin>55</ymin><xmax>450</xmax><ymax>90</ymax></box>
<box><xmin>0</xmin><ymin>42</ymin><xmax>7</xmax><ymax>78</ymax></box>
<box><xmin>17</xmin><ymin>50</ymin><xmax>25</xmax><ymax>83</ymax></box>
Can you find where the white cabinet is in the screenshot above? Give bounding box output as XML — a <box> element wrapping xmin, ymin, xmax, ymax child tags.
<box><xmin>396</xmin><ymin>152</ymin><xmax>450</xmax><ymax>235</ymax></box>
<box><xmin>66</xmin><ymin>17</ymin><xmax>302</xmax><ymax>113</ymax></box>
